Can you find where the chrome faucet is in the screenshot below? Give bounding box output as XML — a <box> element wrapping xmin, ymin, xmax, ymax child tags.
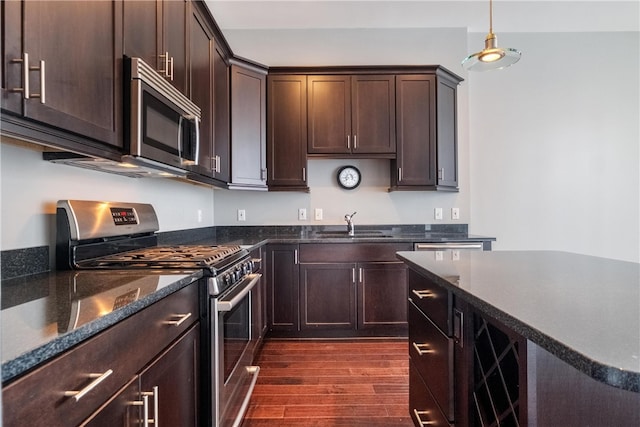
<box><xmin>345</xmin><ymin>212</ymin><xmax>357</xmax><ymax>236</ymax></box>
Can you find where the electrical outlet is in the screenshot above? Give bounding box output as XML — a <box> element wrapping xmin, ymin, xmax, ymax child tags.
<box><xmin>451</xmin><ymin>250</ymin><xmax>460</xmax><ymax>261</ymax></box>
<box><xmin>434</xmin><ymin>208</ymin><xmax>443</xmax><ymax>220</ymax></box>
<box><xmin>237</xmin><ymin>209</ymin><xmax>246</xmax><ymax>222</ymax></box>
<box><xmin>314</xmin><ymin>208</ymin><xmax>323</xmax><ymax>221</ymax></box>
<box><xmin>197</xmin><ymin>209</ymin><xmax>203</xmax><ymax>223</ymax></box>
<box><xmin>451</xmin><ymin>208</ymin><xmax>460</xmax><ymax>220</ymax></box>
<box><xmin>435</xmin><ymin>251</ymin><xmax>444</xmax><ymax>261</ymax></box>
<box><xmin>298</xmin><ymin>208</ymin><xmax>307</xmax><ymax>221</ymax></box>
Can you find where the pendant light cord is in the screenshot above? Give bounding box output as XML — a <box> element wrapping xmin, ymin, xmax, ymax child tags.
<box><xmin>489</xmin><ymin>0</ymin><xmax>494</xmax><ymax>33</ymax></box>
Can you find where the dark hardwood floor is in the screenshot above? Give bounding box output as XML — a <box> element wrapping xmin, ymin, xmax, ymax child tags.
<box><xmin>241</xmin><ymin>338</ymin><xmax>413</xmax><ymax>426</ymax></box>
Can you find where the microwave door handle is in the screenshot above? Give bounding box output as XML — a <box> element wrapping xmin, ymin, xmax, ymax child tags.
<box><xmin>177</xmin><ymin>115</ymin><xmax>183</xmax><ymax>159</ymax></box>
<box><xmin>194</xmin><ymin>116</ymin><xmax>200</xmax><ymax>165</ymax></box>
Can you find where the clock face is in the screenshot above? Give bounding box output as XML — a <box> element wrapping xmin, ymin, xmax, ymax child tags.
<box><xmin>337</xmin><ymin>166</ymin><xmax>361</xmax><ymax>189</ymax></box>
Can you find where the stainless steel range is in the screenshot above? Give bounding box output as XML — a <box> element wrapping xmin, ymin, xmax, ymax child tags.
<box><xmin>56</xmin><ymin>200</ymin><xmax>261</xmax><ymax>427</ymax></box>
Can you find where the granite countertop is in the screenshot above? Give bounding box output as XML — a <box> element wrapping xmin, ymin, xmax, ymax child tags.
<box><xmin>396</xmin><ymin>250</ymin><xmax>640</xmax><ymax>392</ymax></box>
<box><xmin>187</xmin><ymin>225</ymin><xmax>495</xmax><ymax>247</ymax></box>
<box><xmin>1</xmin><ymin>269</ymin><xmax>202</xmax><ymax>383</ymax></box>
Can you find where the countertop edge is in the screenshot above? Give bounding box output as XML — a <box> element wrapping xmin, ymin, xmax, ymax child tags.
<box><xmin>396</xmin><ymin>252</ymin><xmax>640</xmax><ymax>393</ymax></box>
<box><xmin>1</xmin><ymin>271</ymin><xmax>202</xmax><ymax>383</ymax></box>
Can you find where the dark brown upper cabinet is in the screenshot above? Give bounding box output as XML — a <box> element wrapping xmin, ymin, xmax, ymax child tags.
<box><xmin>187</xmin><ymin>3</ymin><xmax>215</xmax><ymax>180</ymax></box>
<box><xmin>212</xmin><ymin>44</ymin><xmax>231</xmax><ymax>183</ymax></box>
<box><xmin>229</xmin><ymin>61</ymin><xmax>268</xmax><ymax>190</ymax></box>
<box><xmin>123</xmin><ymin>0</ymin><xmax>188</xmax><ymax>95</ymax></box>
<box><xmin>307</xmin><ymin>75</ymin><xmax>395</xmax><ymax>157</ymax></box>
<box><xmin>267</xmin><ymin>74</ymin><xmax>309</xmax><ymax>191</ymax></box>
<box><xmin>391</xmin><ymin>70</ymin><xmax>462</xmax><ymax>191</ymax></box>
<box><xmin>1</xmin><ymin>0</ymin><xmax>123</xmax><ymax>152</ymax></box>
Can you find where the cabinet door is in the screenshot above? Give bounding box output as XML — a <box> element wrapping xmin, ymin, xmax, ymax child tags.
<box><xmin>351</xmin><ymin>75</ymin><xmax>396</xmax><ymax>154</ymax></box>
<box><xmin>2</xmin><ymin>1</ymin><xmax>123</xmax><ymax>148</ymax></box>
<box><xmin>436</xmin><ymin>78</ymin><xmax>459</xmax><ymax>189</ymax></box>
<box><xmin>162</xmin><ymin>0</ymin><xmax>188</xmax><ymax>95</ymax></box>
<box><xmin>267</xmin><ymin>74</ymin><xmax>308</xmax><ymax>190</ymax></box>
<box><xmin>393</xmin><ymin>74</ymin><xmax>437</xmax><ymax>188</ymax></box>
<box><xmin>307</xmin><ymin>75</ymin><xmax>351</xmax><ymax>154</ymax></box>
<box><xmin>299</xmin><ymin>263</ymin><xmax>356</xmax><ymax>330</ymax></box>
<box><xmin>123</xmin><ymin>0</ymin><xmax>160</xmax><ymax>69</ymax></box>
<box><xmin>358</xmin><ymin>262</ymin><xmax>408</xmax><ymax>330</ymax></box>
<box><xmin>189</xmin><ymin>4</ymin><xmax>215</xmax><ymax>178</ymax></box>
<box><xmin>230</xmin><ymin>64</ymin><xmax>267</xmax><ymax>189</ymax></box>
<box><xmin>213</xmin><ymin>45</ymin><xmax>230</xmax><ymax>182</ymax></box>
<box><xmin>80</xmin><ymin>376</ymin><xmax>140</xmax><ymax>427</ymax></box>
<box><xmin>267</xmin><ymin>244</ymin><xmax>300</xmax><ymax>331</ymax></box>
<box><xmin>138</xmin><ymin>323</ymin><xmax>200</xmax><ymax>427</ymax></box>
<box><xmin>251</xmin><ymin>271</ymin><xmax>266</xmax><ymax>362</ymax></box>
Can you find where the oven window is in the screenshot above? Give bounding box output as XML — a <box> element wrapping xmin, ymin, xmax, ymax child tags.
<box><xmin>222</xmin><ymin>292</ymin><xmax>250</xmax><ymax>381</ymax></box>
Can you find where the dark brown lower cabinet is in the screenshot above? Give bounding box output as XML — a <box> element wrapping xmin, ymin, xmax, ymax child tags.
<box><xmin>267</xmin><ymin>244</ymin><xmax>300</xmax><ymax>333</ymax></box>
<box><xmin>82</xmin><ymin>323</ymin><xmax>200</xmax><ymax>426</ymax></box>
<box><xmin>268</xmin><ymin>243</ymin><xmax>410</xmax><ymax>337</ymax></box>
<box><xmin>358</xmin><ymin>261</ymin><xmax>407</xmax><ymax>331</ymax></box>
<box><xmin>138</xmin><ymin>323</ymin><xmax>200</xmax><ymax>427</ymax></box>
<box><xmin>409</xmin><ymin>361</ymin><xmax>451</xmax><ymax>427</ymax></box>
<box><xmin>300</xmin><ymin>262</ymin><xmax>356</xmax><ymax>331</ymax></box>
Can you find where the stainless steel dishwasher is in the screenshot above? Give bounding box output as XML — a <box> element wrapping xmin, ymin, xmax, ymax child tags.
<box><xmin>413</xmin><ymin>242</ymin><xmax>487</xmax><ymax>261</ymax></box>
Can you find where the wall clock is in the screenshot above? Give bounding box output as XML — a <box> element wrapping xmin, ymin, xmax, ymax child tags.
<box><xmin>337</xmin><ymin>165</ymin><xmax>361</xmax><ymax>190</ymax></box>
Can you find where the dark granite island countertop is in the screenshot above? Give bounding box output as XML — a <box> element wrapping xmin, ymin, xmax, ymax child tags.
<box><xmin>396</xmin><ymin>250</ymin><xmax>640</xmax><ymax>392</ymax></box>
<box><xmin>1</xmin><ymin>269</ymin><xmax>202</xmax><ymax>383</ymax></box>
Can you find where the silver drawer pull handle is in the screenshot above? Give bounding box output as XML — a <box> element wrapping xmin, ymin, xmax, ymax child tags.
<box><xmin>164</xmin><ymin>312</ymin><xmax>192</xmax><ymax>327</ymax></box>
<box><xmin>64</xmin><ymin>369</ymin><xmax>113</xmax><ymax>401</ymax></box>
<box><xmin>412</xmin><ymin>342</ymin><xmax>434</xmax><ymax>355</ymax></box>
<box><xmin>413</xmin><ymin>409</ymin><xmax>436</xmax><ymax>426</ymax></box>
<box><xmin>412</xmin><ymin>289</ymin><xmax>435</xmax><ymax>299</ymax></box>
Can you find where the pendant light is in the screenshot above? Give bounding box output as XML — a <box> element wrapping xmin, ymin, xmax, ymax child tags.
<box><xmin>462</xmin><ymin>0</ymin><xmax>521</xmax><ymax>71</ymax></box>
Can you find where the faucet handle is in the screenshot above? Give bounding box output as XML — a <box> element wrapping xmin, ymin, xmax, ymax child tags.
<box><xmin>345</xmin><ymin>211</ymin><xmax>357</xmax><ymax>222</ymax></box>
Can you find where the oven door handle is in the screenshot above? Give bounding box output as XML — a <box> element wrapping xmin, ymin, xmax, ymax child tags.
<box><xmin>216</xmin><ymin>273</ymin><xmax>261</xmax><ymax>312</ymax></box>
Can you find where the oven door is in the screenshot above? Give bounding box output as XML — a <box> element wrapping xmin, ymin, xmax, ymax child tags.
<box><xmin>213</xmin><ymin>273</ymin><xmax>261</xmax><ymax>427</ymax></box>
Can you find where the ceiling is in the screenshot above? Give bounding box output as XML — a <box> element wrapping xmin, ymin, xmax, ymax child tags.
<box><xmin>205</xmin><ymin>1</ymin><xmax>639</xmax><ymax>34</ymax></box>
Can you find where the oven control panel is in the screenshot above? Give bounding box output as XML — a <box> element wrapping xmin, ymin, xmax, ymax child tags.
<box><xmin>209</xmin><ymin>258</ymin><xmax>255</xmax><ymax>296</ymax></box>
<box><xmin>110</xmin><ymin>207</ymin><xmax>138</xmax><ymax>225</ymax></box>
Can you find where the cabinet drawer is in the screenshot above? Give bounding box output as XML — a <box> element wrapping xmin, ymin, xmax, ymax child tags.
<box><xmin>408</xmin><ymin>269</ymin><xmax>451</xmax><ymax>335</ymax></box>
<box><xmin>3</xmin><ymin>282</ymin><xmax>199</xmax><ymax>426</ymax></box>
<box><xmin>299</xmin><ymin>243</ymin><xmax>412</xmax><ymax>263</ymax></box>
<box><xmin>409</xmin><ymin>360</ymin><xmax>452</xmax><ymax>427</ymax></box>
<box><xmin>409</xmin><ymin>301</ymin><xmax>454</xmax><ymax>421</ymax></box>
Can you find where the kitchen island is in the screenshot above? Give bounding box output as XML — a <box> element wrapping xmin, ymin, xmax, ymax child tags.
<box><xmin>397</xmin><ymin>250</ymin><xmax>640</xmax><ymax>426</ymax></box>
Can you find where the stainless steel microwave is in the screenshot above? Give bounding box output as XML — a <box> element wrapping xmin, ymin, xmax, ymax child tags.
<box><xmin>124</xmin><ymin>56</ymin><xmax>201</xmax><ymax>175</ymax></box>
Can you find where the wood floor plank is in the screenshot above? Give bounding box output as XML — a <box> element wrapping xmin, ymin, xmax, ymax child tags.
<box><xmin>241</xmin><ymin>339</ymin><xmax>413</xmax><ymax>427</ymax></box>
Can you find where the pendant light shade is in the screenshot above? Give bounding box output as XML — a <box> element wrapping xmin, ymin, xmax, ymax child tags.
<box><xmin>462</xmin><ymin>0</ymin><xmax>521</xmax><ymax>71</ymax></box>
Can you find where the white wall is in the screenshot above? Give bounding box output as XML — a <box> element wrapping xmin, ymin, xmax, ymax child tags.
<box><xmin>468</xmin><ymin>32</ymin><xmax>639</xmax><ymax>263</ymax></box>
<box><xmin>0</xmin><ymin>139</ymin><xmax>215</xmax><ymax>251</ymax></box>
